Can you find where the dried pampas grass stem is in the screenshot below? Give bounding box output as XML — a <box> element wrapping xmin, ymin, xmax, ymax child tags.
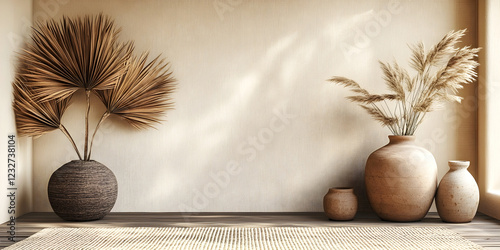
<box><xmin>329</xmin><ymin>29</ymin><xmax>479</xmax><ymax>135</ymax></box>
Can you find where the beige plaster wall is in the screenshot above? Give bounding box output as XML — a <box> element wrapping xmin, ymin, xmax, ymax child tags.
<box><xmin>30</xmin><ymin>0</ymin><xmax>478</xmax><ymax>213</ymax></box>
<box><xmin>0</xmin><ymin>0</ymin><xmax>33</xmax><ymax>223</ymax></box>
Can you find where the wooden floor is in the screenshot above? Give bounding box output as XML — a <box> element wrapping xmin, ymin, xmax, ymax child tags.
<box><xmin>0</xmin><ymin>212</ymin><xmax>499</xmax><ymax>249</ymax></box>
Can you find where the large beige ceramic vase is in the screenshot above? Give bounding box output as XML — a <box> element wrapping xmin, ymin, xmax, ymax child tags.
<box><xmin>365</xmin><ymin>136</ymin><xmax>437</xmax><ymax>222</ymax></box>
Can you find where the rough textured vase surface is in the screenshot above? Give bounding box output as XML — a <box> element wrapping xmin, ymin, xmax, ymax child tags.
<box><xmin>436</xmin><ymin>161</ymin><xmax>479</xmax><ymax>223</ymax></box>
<box><xmin>48</xmin><ymin>160</ymin><xmax>118</xmax><ymax>221</ymax></box>
<box><xmin>365</xmin><ymin>136</ymin><xmax>437</xmax><ymax>222</ymax></box>
<box><xmin>323</xmin><ymin>187</ymin><xmax>358</xmax><ymax>221</ymax></box>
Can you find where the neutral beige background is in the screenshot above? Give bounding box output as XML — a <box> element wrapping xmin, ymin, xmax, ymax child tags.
<box><xmin>0</xmin><ymin>0</ymin><xmax>33</xmax><ymax>223</ymax></box>
<box><xmin>26</xmin><ymin>0</ymin><xmax>478</xmax><ymax>213</ymax></box>
<box><xmin>478</xmin><ymin>0</ymin><xmax>500</xmax><ymax>219</ymax></box>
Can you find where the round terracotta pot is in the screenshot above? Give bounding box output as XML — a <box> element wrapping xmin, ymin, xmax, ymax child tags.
<box><xmin>323</xmin><ymin>187</ymin><xmax>358</xmax><ymax>221</ymax></box>
<box><xmin>365</xmin><ymin>136</ymin><xmax>437</xmax><ymax>222</ymax></box>
<box><xmin>47</xmin><ymin>160</ymin><xmax>118</xmax><ymax>221</ymax></box>
<box><xmin>436</xmin><ymin>160</ymin><xmax>479</xmax><ymax>223</ymax></box>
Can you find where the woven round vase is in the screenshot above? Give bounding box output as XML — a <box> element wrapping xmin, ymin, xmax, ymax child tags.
<box><xmin>48</xmin><ymin>160</ymin><xmax>118</xmax><ymax>221</ymax></box>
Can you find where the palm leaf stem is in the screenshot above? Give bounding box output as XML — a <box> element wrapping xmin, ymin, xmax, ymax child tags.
<box><xmin>84</xmin><ymin>90</ymin><xmax>91</xmax><ymax>160</ymax></box>
<box><xmin>87</xmin><ymin>111</ymin><xmax>110</xmax><ymax>160</ymax></box>
<box><xmin>59</xmin><ymin>124</ymin><xmax>83</xmax><ymax>160</ymax></box>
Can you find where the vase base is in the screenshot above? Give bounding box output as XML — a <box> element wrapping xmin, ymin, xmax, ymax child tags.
<box><xmin>379</xmin><ymin>217</ymin><xmax>422</xmax><ymax>223</ymax></box>
<box><xmin>442</xmin><ymin>220</ymin><xmax>472</xmax><ymax>223</ymax></box>
<box><xmin>328</xmin><ymin>218</ymin><xmax>355</xmax><ymax>221</ymax></box>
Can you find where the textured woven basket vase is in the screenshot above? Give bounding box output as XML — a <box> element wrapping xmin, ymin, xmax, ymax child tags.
<box><xmin>48</xmin><ymin>160</ymin><xmax>118</xmax><ymax>221</ymax></box>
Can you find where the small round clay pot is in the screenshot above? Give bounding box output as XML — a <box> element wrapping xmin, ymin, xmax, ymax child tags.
<box><xmin>323</xmin><ymin>187</ymin><xmax>358</xmax><ymax>221</ymax></box>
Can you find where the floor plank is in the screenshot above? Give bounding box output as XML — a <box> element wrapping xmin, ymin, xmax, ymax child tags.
<box><xmin>0</xmin><ymin>212</ymin><xmax>498</xmax><ymax>249</ymax></box>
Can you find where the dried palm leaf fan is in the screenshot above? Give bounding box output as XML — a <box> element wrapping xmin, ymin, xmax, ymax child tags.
<box><xmin>13</xmin><ymin>14</ymin><xmax>176</xmax><ymax>160</ymax></box>
<box><xmin>12</xmin><ymin>14</ymin><xmax>176</xmax><ymax>221</ymax></box>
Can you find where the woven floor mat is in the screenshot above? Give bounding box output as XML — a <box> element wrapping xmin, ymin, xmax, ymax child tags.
<box><xmin>5</xmin><ymin>226</ymin><xmax>483</xmax><ymax>249</ymax></box>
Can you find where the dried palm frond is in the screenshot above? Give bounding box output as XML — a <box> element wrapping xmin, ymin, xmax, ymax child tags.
<box><xmin>13</xmin><ymin>14</ymin><xmax>177</xmax><ymax>161</ymax></box>
<box><xmin>88</xmin><ymin>53</ymin><xmax>176</xmax><ymax>159</ymax></box>
<box><xmin>95</xmin><ymin>52</ymin><xmax>176</xmax><ymax>129</ymax></box>
<box><xmin>12</xmin><ymin>78</ymin><xmax>82</xmax><ymax>160</ymax></box>
<box><xmin>330</xmin><ymin>29</ymin><xmax>479</xmax><ymax>136</ymax></box>
<box><xmin>20</xmin><ymin>14</ymin><xmax>130</xmax><ymax>101</ymax></box>
<box><xmin>13</xmin><ymin>78</ymin><xmax>65</xmax><ymax>136</ymax></box>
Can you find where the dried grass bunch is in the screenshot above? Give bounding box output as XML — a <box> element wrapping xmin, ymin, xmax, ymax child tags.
<box><xmin>13</xmin><ymin>14</ymin><xmax>176</xmax><ymax>160</ymax></box>
<box><xmin>329</xmin><ymin>29</ymin><xmax>479</xmax><ymax>135</ymax></box>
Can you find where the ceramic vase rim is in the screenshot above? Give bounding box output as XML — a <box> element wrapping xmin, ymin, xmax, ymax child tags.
<box><xmin>448</xmin><ymin>160</ymin><xmax>470</xmax><ymax>164</ymax></box>
<box><xmin>69</xmin><ymin>159</ymin><xmax>100</xmax><ymax>164</ymax></box>
<box><xmin>388</xmin><ymin>135</ymin><xmax>416</xmax><ymax>141</ymax></box>
<box><xmin>448</xmin><ymin>160</ymin><xmax>470</xmax><ymax>169</ymax></box>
